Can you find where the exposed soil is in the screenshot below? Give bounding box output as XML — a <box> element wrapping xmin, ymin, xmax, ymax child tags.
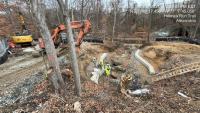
<box><xmin>0</xmin><ymin>42</ymin><xmax>200</xmax><ymax>112</ymax></box>
<box><xmin>141</xmin><ymin>41</ymin><xmax>200</xmax><ymax>72</ymax></box>
<box><xmin>0</xmin><ymin>54</ymin><xmax>44</xmax><ymax>95</ymax></box>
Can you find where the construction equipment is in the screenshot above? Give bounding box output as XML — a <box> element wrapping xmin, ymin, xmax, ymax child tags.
<box><xmin>11</xmin><ymin>12</ymin><xmax>33</xmax><ymax>46</ymax></box>
<box><xmin>39</xmin><ymin>19</ymin><xmax>91</xmax><ymax>49</ymax></box>
<box><xmin>0</xmin><ymin>38</ymin><xmax>8</xmax><ymax>64</ymax></box>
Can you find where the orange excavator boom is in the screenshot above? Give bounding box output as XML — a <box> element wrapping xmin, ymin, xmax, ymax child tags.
<box><xmin>39</xmin><ymin>19</ymin><xmax>91</xmax><ymax>49</ymax></box>
<box><xmin>51</xmin><ymin>20</ymin><xmax>91</xmax><ymax>47</ymax></box>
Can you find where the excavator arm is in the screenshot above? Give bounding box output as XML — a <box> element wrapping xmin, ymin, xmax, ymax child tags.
<box><xmin>75</xmin><ymin>20</ymin><xmax>91</xmax><ymax>46</ymax></box>
<box><xmin>18</xmin><ymin>12</ymin><xmax>27</xmax><ymax>32</ymax></box>
<box><xmin>49</xmin><ymin>20</ymin><xmax>91</xmax><ymax>48</ymax></box>
<box><xmin>11</xmin><ymin>12</ymin><xmax>33</xmax><ymax>45</ymax></box>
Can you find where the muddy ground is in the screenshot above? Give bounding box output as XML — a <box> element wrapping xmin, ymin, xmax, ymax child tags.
<box><xmin>0</xmin><ymin>42</ymin><xmax>200</xmax><ymax>112</ymax></box>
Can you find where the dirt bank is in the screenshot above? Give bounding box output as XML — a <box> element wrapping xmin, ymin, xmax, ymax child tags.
<box><xmin>141</xmin><ymin>42</ymin><xmax>200</xmax><ymax>72</ymax></box>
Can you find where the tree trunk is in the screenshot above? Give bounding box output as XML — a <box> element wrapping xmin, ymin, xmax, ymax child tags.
<box><xmin>81</xmin><ymin>0</ymin><xmax>84</xmax><ymax>20</ymax></box>
<box><xmin>96</xmin><ymin>0</ymin><xmax>100</xmax><ymax>30</ymax></box>
<box><xmin>57</xmin><ymin>0</ymin><xmax>82</xmax><ymax>96</ymax></box>
<box><xmin>30</xmin><ymin>0</ymin><xmax>66</xmax><ymax>95</ymax></box>
<box><xmin>194</xmin><ymin>0</ymin><xmax>200</xmax><ymax>38</ymax></box>
<box><xmin>148</xmin><ymin>0</ymin><xmax>154</xmax><ymax>43</ymax></box>
<box><xmin>65</xmin><ymin>0</ymin><xmax>68</xmax><ymax>10</ymax></box>
<box><xmin>112</xmin><ymin>2</ymin><xmax>117</xmax><ymax>42</ymax></box>
<box><xmin>127</xmin><ymin>0</ymin><xmax>130</xmax><ymax>19</ymax></box>
<box><xmin>71</xmin><ymin>9</ymin><xmax>74</xmax><ymax>21</ymax></box>
<box><xmin>5</xmin><ymin>0</ymin><xmax>15</xmax><ymax>35</ymax></box>
<box><xmin>56</xmin><ymin>8</ymin><xmax>61</xmax><ymax>24</ymax></box>
<box><xmin>148</xmin><ymin>8</ymin><xmax>152</xmax><ymax>43</ymax></box>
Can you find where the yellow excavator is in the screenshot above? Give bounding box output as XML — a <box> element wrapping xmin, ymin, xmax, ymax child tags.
<box><xmin>11</xmin><ymin>12</ymin><xmax>33</xmax><ymax>46</ymax></box>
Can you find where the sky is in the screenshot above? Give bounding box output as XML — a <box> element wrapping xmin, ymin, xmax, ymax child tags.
<box><xmin>68</xmin><ymin>0</ymin><xmax>187</xmax><ymax>7</ymax></box>
<box><xmin>100</xmin><ymin>0</ymin><xmax>187</xmax><ymax>10</ymax></box>
<box><xmin>123</xmin><ymin>0</ymin><xmax>186</xmax><ymax>7</ymax></box>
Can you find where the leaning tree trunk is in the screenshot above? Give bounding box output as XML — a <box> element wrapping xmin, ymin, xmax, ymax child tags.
<box><xmin>31</xmin><ymin>0</ymin><xmax>66</xmax><ymax>95</ymax></box>
<box><xmin>57</xmin><ymin>0</ymin><xmax>82</xmax><ymax>96</ymax></box>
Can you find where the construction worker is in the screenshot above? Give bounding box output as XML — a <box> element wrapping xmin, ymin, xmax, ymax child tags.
<box><xmin>90</xmin><ymin>53</ymin><xmax>111</xmax><ymax>84</ymax></box>
<box><xmin>99</xmin><ymin>54</ymin><xmax>111</xmax><ymax>76</ymax></box>
<box><xmin>105</xmin><ymin>64</ymin><xmax>111</xmax><ymax>76</ymax></box>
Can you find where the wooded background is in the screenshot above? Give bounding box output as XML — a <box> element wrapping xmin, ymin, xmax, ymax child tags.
<box><xmin>0</xmin><ymin>0</ymin><xmax>199</xmax><ymax>39</ymax></box>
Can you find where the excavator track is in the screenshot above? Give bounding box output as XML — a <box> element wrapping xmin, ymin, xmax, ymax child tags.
<box><xmin>151</xmin><ymin>62</ymin><xmax>200</xmax><ymax>82</ymax></box>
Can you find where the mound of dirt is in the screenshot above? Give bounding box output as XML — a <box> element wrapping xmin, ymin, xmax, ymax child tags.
<box><xmin>160</xmin><ymin>55</ymin><xmax>190</xmax><ymax>70</ymax></box>
<box><xmin>142</xmin><ymin>42</ymin><xmax>200</xmax><ymax>71</ymax></box>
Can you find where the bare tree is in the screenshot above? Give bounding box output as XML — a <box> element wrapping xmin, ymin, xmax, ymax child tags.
<box><xmin>4</xmin><ymin>0</ymin><xmax>16</xmax><ymax>34</ymax></box>
<box><xmin>79</xmin><ymin>0</ymin><xmax>89</xmax><ymax>20</ymax></box>
<box><xmin>57</xmin><ymin>0</ymin><xmax>82</xmax><ymax>96</ymax></box>
<box><xmin>193</xmin><ymin>0</ymin><xmax>200</xmax><ymax>38</ymax></box>
<box><xmin>96</xmin><ymin>0</ymin><xmax>101</xmax><ymax>29</ymax></box>
<box><xmin>81</xmin><ymin>0</ymin><xmax>84</xmax><ymax>20</ymax></box>
<box><xmin>148</xmin><ymin>0</ymin><xmax>155</xmax><ymax>42</ymax></box>
<box><xmin>112</xmin><ymin>0</ymin><xmax>120</xmax><ymax>41</ymax></box>
<box><xmin>65</xmin><ymin>0</ymin><xmax>68</xmax><ymax>10</ymax></box>
<box><xmin>30</xmin><ymin>0</ymin><xmax>66</xmax><ymax>95</ymax></box>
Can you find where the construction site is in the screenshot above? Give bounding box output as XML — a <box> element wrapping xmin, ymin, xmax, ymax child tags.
<box><xmin>0</xmin><ymin>0</ymin><xmax>200</xmax><ymax>112</ymax></box>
